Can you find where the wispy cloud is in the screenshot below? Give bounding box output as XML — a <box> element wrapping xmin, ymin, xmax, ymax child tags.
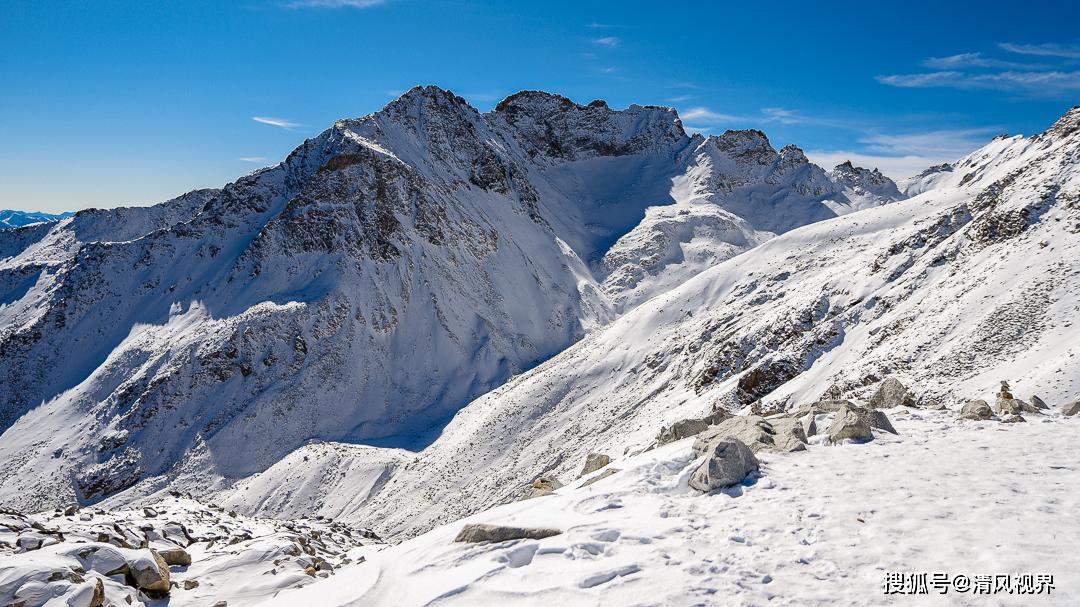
<box><xmin>761</xmin><ymin>107</ymin><xmax>801</xmax><ymax>125</ymax></box>
<box><xmin>283</xmin><ymin>0</ymin><xmax>385</xmax><ymax>8</ymax></box>
<box><xmin>238</xmin><ymin>156</ymin><xmax>268</xmax><ymax>163</ymax></box>
<box><xmin>879</xmin><ymin>42</ymin><xmax>1080</xmax><ymax>98</ymax></box>
<box><xmin>601</xmin><ymin>66</ymin><xmax>620</xmax><ymax>74</ymax></box>
<box><xmin>668</xmin><ymin>94</ymin><xmax>694</xmax><ymax>103</ymax></box>
<box><xmin>592</xmin><ymin>36</ymin><xmax>619</xmax><ymax>47</ymax></box>
<box><xmin>679</xmin><ymin>107</ymin><xmax>743</xmax><ymax>123</ymax></box>
<box><xmin>858</xmin><ymin>128</ymin><xmax>998</xmax><ymax>157</ymax></box>
<box><xmin>999</xmin><ymin>42</ymin><xmax>1080</xmax><ymax>59</ymax></box>
<box><xmin>876</xmin><ymin>70</ymin><xmax>1080</xmax><ymax>93</ymax></box>
<box><xmin>923</xmin><ymin>52</ymin><xmax>1042</xmax><ymax>70</ymax></box>
<box><xmin>807</xmin><ymin>127</ymin><xmax>997</xmax><ymax>180</ymax></box>
<box><xmin>252</xmin><ymin>116</ymin><xmax>300</xmax><ymax>129</ymax></box>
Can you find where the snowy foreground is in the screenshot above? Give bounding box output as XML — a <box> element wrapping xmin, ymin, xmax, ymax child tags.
<box><xmin>5</xmin><ymin>404</ymin><xmax>1076</xmax><ymax>606</ymax></box>
<box><xmin>266</xmin><ymin>407</ymin><xmax>1079</xmax><ymax>606</ymax></box>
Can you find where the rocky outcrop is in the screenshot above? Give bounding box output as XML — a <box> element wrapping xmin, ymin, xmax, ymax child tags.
<box><xmin>454</xmin><ymin>523</ymin><xmax>561</xmax><ymax>543</ymax></box>
<box><xmin>688</xmin><ymin>439</ymin><xmax>760</xmax><ymax>493</ymax></box>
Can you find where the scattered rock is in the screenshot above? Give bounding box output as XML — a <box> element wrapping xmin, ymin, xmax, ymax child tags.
<box><xmin>579</xmin><ymin>453</ymin><xmax>611</xmax><ymax>477</ymax></box>
<box><xmin>688</xmin><ymin>439</ymin><xmax>760</xmax><ymax>492</ymax></box>
<box><xmin>959</xmin><ymin>399</ymin><xmax>994</xmax><ymax>420</ymax></box>
<box><xmin>454</xmin><ymin>523</ymin><xmax>561</xmax><ymax>543</ymax></box>
<box><xmin>1031</xmin><ymin>395</ymin><xmax>1049</xmax><ymax>410</ymax></box>
<box><xmin>1001</xmin><ymin>414</ymin><xmax>1026</xmax><ymax>424</ymax></box>
<box><xmin>63</xmin><ymin>504</ymin><xmax>80</xmax><ymax>516</ymax></box>
<box><xmin>1063</xmin><ymin>400</ymin><xmax>1080</xmax><ymax>416</ymax></box>
<box><xmin>182</xmin><ymin>579</ymin><xmax>200</xmax><ymax>590</ymax></box>
<box><xmin>766</xmin><ymin>417</ymin><xmax>810</xmax><ymax>451</ymax></box>
<box><xmin>867</xmin><ymin>377</ymin><xmax>916</xmax><ymax>409</ymax></box>
<box><xmin>827</xmin><ymin>405</ymin><xmax>873</xmax><ymax>443</ymax></box>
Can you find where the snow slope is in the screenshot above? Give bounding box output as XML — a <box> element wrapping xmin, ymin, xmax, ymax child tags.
<box><xmin>0</xmin><ymin>87</ymin><xmax>903</xmax><ymax>514</ymax></box>
<box><xmin>267</xmin><ymin>409</ymin><xmax>1080</xmax><ymax>606</ymax></box>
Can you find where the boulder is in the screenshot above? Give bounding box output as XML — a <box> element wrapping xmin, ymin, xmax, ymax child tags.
<box><xmin>688</xmin><ymin>439</ymin><xmax>760</xmax><ymax>493</ymax></box>
<box><xmin>454</xmin><ymin>524</ymin><xmax>561</xmax><ymax>543</ymax></box>
<box><xmin>1031</xmin><ymin>395</ymin><xmax>1049</xmax><ymax>410</ymax></box>
<box><xmin>656</xmin><ymin>409</ymin><xmax>733</xmax><ymax>446</ymax></box>
<box><xmin>959</xmin><ymin>399</ymin><xmax>994</xmax><ymax>420</ymax></box>
<box><xmin>799</xmin><ymin>411</ymin><xmax>817</xmax><ymax>437</ymax></box>
<box><xmin>1064</xmin><ymin>400</ymin><xmax>1080</xmax><ymax>416</ymax></box>
<box><xmin>796</xmin><ymin>400</ymin><xmax>853</xmax><ymax>416</ymax></box>
<box><xmin>827</xmin><ymin>405</ymin><xmax>873</xmax><ymax>443</ymax></box>
<box><xmin>1001</xmin><ymin>414</ymin><xmax>1026</xmax><ymax>424</ymax></box>
<box><xmin>129</xmin><ymin>549</ymin><xmax>171</xmax><ymax>596</ymax></box>
<box><xmin>861</xmin><ymin>408</ymin><xmax>898</xmax><ymax>435</ymax></box>
<box><xmin>692</xmin><ymin>415</ymin><xmax>801</xmax><ymax>455</ymax></box>
<box><xmin>579</xmin><ymin>453</ymin><xmax>611</xmax><ymax>477</ymax></box>
<box><xmin>157</xmin><ymin>545</ymin><xmax>192</xmax><ymax>567</ymax></box>
<box><xmin>766</xmin><ymin>417</ymin><xmax>810</xmax><ymax>451</ymax></box>
<box><xmin>867</xmin><ymin>377</ymin><xmax>916</xmax><ymax>409</ymax></box>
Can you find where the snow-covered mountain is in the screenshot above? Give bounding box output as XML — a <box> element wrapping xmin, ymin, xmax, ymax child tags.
<box><xmin>0</xmin><ymin>87</ymin><xmax>905</xmax><ymax>515</ymax></box>
<box><xmin>2</xmin><ymin>92</ymin><xmax>1079</xmax><ymax>607</ymax></box>
<box><xmin>221</xmin><ymin>104</ymin><xmax>1080</xmax><ymax>543</ymax></box>
<box><xmin>0</xmin><ymin>210</ymin><xmax>74</xmax><ymax>229</ymax></box>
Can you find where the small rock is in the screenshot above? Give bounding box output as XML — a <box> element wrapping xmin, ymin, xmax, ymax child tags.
<box><xmin>454</xmin><ymin>523</ymin><xmax>561</xmax><ymax>543</ymax></box>
<box><xmin>688</xmin><ymin>439</ymin><xmax>759</xmax><ymax>492</ymax></box>
<box><xmin>867</xmin><ymin>377</ymin><xmax>916</xmax><ymax>409</ymax></box>
<box><xmin>142</xmin><ymin>507</ymin><xmax>158</xmax><ymax>518</ymax></box>
<box><xmin>182</xmin><ymin>579</ymin><xmax>200</xmax><ymax>590</ymax></box>
<box><xmin>579</xmin><ymin>453</ymin><xmax>611</xmax><ymax>477</ymax></box>
<box><xmin>1030</xmin><ymin>395</ymin><xmax>1049</xmax><ymax>410</ymax></box>
<box><xmin>1063</xmin><ymin>400</ymin><xmax>1080</xmax><ymax>416</ymax></box>
<box><xmin>64</xmin><ymin>504</ymin><xmax>80</xmax><ymax>516</ymax></box>
<box><xmin>531</xmin><ymin>475</ymin><xmax>563</xmax><ymax>492</ymax></box>
<box><xmin>1001</xmin><ymin>414</ymin><xmax>1026</xmax><ymax>424</ymax></box>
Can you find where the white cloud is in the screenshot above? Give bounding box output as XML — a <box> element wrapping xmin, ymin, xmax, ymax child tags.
<box><xmin>601</xmin><ymin>66</ymin><xmax>619</xmax><ymax>74</ymax></box>
<box><xmin>999</xmin><ymin>42</ymin><xmax>1080</xmax><ymax>59</ymax></box>
<box><xmin>238</xmin><ymin>157</ymin><xmax>268</xmax><ymax>163</ymax></box>
<box><xmin>679</xmin><ymin>107</ymin><xmax>742</xmax><ymax>123</ymax></box>
<box><xmin>876</xmin><ymin>70</ymin><xmax>1080</xmax><ymax>94</ymax></box>
<box><xmin>284</xmin><ymin>0</ymin><xmax>385</xmax><ymax>8</ymax></box>
<box><xmin>761</xmin><ymin>107</ymin><xmax>801</xmax><ymax>125</ymax></box>
<box><xmin>923</xmin><ymin>52</ymin><xmax>1040</xmax><ymax>70</ymax></box>
<box><xmin>592</xmin><ymin>37</ymin><xmax>619</xmax><ymax>47</ymax></box>
<box><xmin>858</xmin><ymin>128</ymin><xmax>997</xmax><ymax>157</ymax></box>
<box><xmin>252</xmin><ymin>116</ymin><xmax>300</xmax><ymax>129</ymax></box>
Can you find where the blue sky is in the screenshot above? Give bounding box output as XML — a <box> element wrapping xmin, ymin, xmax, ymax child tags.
<box><xmin>2</xmin><ymin>0</ymin><xmax>1078</xmax><ymax>212</ymax></box>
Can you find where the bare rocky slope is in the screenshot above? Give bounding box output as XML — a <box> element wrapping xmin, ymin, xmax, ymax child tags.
<box><xmin>0</xmin><ymin>86</ymin><xmax>902</xmax><ymax>514</ymax></box>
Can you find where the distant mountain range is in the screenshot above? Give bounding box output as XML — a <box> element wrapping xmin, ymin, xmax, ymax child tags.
<box><xmin>0</xmin><ymin>210</ymin><xmax>73</xmax><ymax>229</ymax></box>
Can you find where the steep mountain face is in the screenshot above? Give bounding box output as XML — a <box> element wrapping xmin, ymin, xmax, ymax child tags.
<box><xmin>0</xmin><ymin>86</ymin><xmax>904</xmax><ymax>514</ymax></box>
<box><xmin>255</xmin><ymin>105</ymin><xmax>1076</xmax><ymax>540</ymax></box>
<box><xmin>0</xmin><ymin>210</ymin><xmax>74</xmax><ymax>229</ymax></box>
